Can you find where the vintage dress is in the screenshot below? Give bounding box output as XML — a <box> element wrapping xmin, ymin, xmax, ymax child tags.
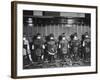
<box><xmin>58</xmin><ymin>39</ymin><xmax>68</xmax><ymax>54</ymax></box>
<box><xmin>81</xmin><ymin>37</ymin><xmax>91</xmax><ymax>60</ymax></box>
<box><xmin>69</xmin><ymin>39</ymin><xmax>80</xmax><ymax>60</ymax></box>
<box><xmin>32</xmin><ymin>38</ymin><xmax>45</xmax><ymax>62</ymax></box>
<box><xmin>23</xmin><ymin>38</ymin><xmax>32</xmax><ymax>66</ymax></box>
<box><xmin>46</xmin><ymin>39</ymin><xmax>57</xmax><ymax>62</ymax></box>
<box><xmin>58</xmin><ymin>37</ymin><xmax>68</xmax><ymax>60</ymax></box>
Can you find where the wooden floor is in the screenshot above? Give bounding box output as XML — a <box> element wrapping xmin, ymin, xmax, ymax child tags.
<box><xmin>23</xmin><ymin>57</ymin><xmax>91</xmax><ymax>69</ymax></box>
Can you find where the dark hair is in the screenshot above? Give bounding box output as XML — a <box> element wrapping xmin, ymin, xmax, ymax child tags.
<box><xmin>49</xmin><ymin>33</ymin><xmax>54</xmax><ymax>37</ymax></box>
<box><xmin>70</xmin><ymin>34</ymin><xmax>74</xmax><ymax>40</ymax></box>
<box><xmin>36</xmin><ymin>33</ymin><xmax>41</xmax><ymax>36</ymax></box>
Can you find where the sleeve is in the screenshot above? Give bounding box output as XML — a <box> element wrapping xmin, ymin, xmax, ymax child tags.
<box><xmin>32</xmin><ymin>44</ymin><xmax>34</xmax><ymax>50</ymax></box>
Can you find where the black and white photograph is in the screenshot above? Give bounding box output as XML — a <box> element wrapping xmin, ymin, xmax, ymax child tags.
<box><xmin>23</xmin><ymin>10</ymin><xmax>91</xmax><ymax>69</ymax></box>
<box><xmin>11</xmin><ymin>1</ymin><xmax>97</xmax><ymax>78</ymax></box>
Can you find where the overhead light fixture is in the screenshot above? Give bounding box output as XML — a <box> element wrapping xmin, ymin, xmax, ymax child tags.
<box><xmin>27</xmin><ymin>17</ymin><xmax>33</xmax><ymax>27</ymax></box>
<box><xmin>67</xmin><ymin>19</ymin><xmax>74</xmax><ymax>24</ymax></box>
<box><xmin>65</xmin><ymin>24</ymin><xmax>73</xmax><ymax>27</ymax></box>
<box><xmin>64</xmin><ymin>19</ymin><xmax>75</xmax><ymax>27</ymax></box>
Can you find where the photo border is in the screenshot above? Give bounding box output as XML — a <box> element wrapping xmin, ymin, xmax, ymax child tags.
<box><xmin>11</xmin><ymin>1</ymin><xmax>98</xmax><ymax>78</ymax></box>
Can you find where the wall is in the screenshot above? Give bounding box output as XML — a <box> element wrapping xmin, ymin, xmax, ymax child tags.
<box><xmin>24</xmin><ymin>24</ymin><xmax>90</xmax><ymax>41</ymax></box>
<box><xmin>0</xmin><ymin>0</ymin><xmax>99</xmax><ymax>80</ymax></box>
